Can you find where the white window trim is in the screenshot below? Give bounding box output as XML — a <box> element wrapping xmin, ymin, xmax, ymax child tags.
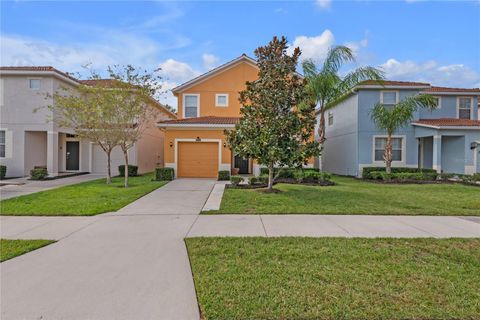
<box><xmin>380</xmin><ymin>90</ymin><xmax>399</xmax><ymax>105</ymax></box>
<box><xmin>28</xmin><ymin>78</ymin><xmax>41</xmax><ymax>90</ymax></box>
<box><xmin>328</xmin><ymin>111</ymin><xmax>334</xmax><ymax>126</ymax></box>
<box><xmin>456</xmin><ymin>96</ymin><xmax>473</xmax><ymax>119</ymax></box>
<box><xmin>215</xmin><ymin>93</ymin><xmax>229</xmax><ymax>107</ymax></box>
<box><xmin>0</xmin><ymin>128</ymin><xmax>12</xmax><ymax>159</ymax></box>
<box><xmin>372</xmin><ymin>135</ymin><xmax>406</xmax><ymax>166</ymax></box>
<box><xmin>182</xmin><ymin>93</ymin><xmax>200</xmax><ymax>118</ymax></box>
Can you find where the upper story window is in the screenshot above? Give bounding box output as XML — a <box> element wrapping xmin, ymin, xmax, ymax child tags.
<box><xmin>381</xmin><ymin>91</ymin><xmax>398</xmax><ymax>110</ymax></box>
<box><xmin>183</xmin><ymin>94</ymin><xmax>199</xmax><ymax>118</ymax></box>
<box><xmin>216</xmin><ymin>94</ymin><xmax>229</xmax><ymax>107</ymax></box>
<box><xmin>29</xmin><ymin>79</ymin><xmax>41</xmax><ymax>90</ymax></box>
<box><xmin>374</xmin><ymin>137</ymin><xmax>403</xmax><ymax>162</ymax></box>
<box><xmin>0</xmin><ymin>130</ymin><xmax>5</xmax><ymax>158</ymax></box>
<box><xmin>458</xmin><ymin>97</ymin><xmax>472</xmax><ymax>119</ymax></box>
<box><xmin>432</xmin><ymin>96</ymin><xmax>441</xmax><ymax>109</ymax></box>
<box><xmin>328</xmin><ymin>112</ymin><xmax>334</xmax><ymax>126</ymax></box>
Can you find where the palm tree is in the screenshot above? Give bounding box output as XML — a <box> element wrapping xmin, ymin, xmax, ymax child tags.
<box><xmin>302</xmin><ymin>46</ymin><xmax>384</xmax><ymax>147</ymax></box>
<box><xmin>370</xmin><ymin>94</ymin><xmax>437</xmax><ymax>173</ymax></box>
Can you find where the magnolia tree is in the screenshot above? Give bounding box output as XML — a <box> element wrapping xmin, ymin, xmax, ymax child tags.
<box><xmin>226</xmin><ymin>36</ymin><xmax>320</xmax><ymax>191</ymax></box>
<box><xmin>47</xmin><ymin>66</ymin><xmax>161</xmax><ymax>187</ymax></box>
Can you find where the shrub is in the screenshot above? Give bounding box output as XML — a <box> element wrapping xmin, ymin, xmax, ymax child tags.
<box><xmin>258</xmin><ymin>175</ymin><xmax>269</xmax><ymax>185</ymax></box>
<box><xmin>260</xmin><ymin>167</ymin><xmax>319</xmax><ymax>178</ymax></box>
<box><xmin>155</xmin><ymin>167</ymin><xmax>174</xmax><ymax>181</ymax></box>
<box><xmin>370</xmin><ymin>171</ymin><xmax>437</xmax><ymax>181</ymax></box>
<box><xmin>30</xmin><ymin>168</ymin><xmax>48</xmax><ymax>180</ymax></box>
<box><xmin>438</xmin><ymin>173</ymin><xmax>455</xmax><ymax>181</ymax></box>
<box><xmin>218</xmin><ymin>170</ymin><xmax>230</xmax><ymax>181</ymax></box>
<box><xmin>230</xmin><ymin>175</ymin><xmax>244</xmax><ymax>186</ymax></box>
<box><xmin>0</xmin><ymin>165</ymin><xmax>6</xmax><ymax>179</ymax></box>
<box><xmin>472</xmin><ymin>173</ymin><xmax>480</xmax><ymax>181</ymax></box>
<box><xmin>118</xmin><ymin>165</ymin><xmax>138</xmax><ymax>177</ymax></box>
<box><xmin>248</xmin><ymin>176</ymin><xmax>258</xmax><ymax>185</ymax></box>
<box><xmin>362</xmin><ymin>167</ymin><xmax>437</xmax><ymax>179</ymax></box>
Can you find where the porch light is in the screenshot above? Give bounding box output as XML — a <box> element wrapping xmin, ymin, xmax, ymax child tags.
<box><xmin>471</xmin><ymin>142</ymin><xmax>478</xmax><ymax>150</ymax></box>
<box><xmin>169</xmin><ymin>141</ymin><xmax>173</xmax><ymax>148</ymax></box>
<box><xmin>223</xmin><ymin>142</ymin><xmax>227</xmax><ymax>148</ymax></box>
<box><xmin>196</xmin><ymin>137</ymin><xmax>201</xmax><ymax>142</ymax></box>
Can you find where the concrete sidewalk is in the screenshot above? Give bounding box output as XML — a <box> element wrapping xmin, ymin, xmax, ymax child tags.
<box><xmin>0</xmin><ymin>174</ymin><xmax>104</xmax><ymax>200</ymax></box>
<box><xmin>187</xmin><ymin>214</ymin><xmax>480</xmax><ymax>238</ymax></box>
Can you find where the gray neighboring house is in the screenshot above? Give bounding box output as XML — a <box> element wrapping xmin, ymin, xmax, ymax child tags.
<box><xmin>319</xmin><ymin>80</ymin><xmax>480</xmax><ymax>177</ymax></box>
<box><xmin>0</xmin><ymin>66</ymin><xmax>176</xmax><ymax>178</ymax></box>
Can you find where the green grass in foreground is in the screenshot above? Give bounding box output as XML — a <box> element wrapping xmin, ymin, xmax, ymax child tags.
<box><xmin>207</xmin><ymin>176</ymin><xmax>480</xmax><ymax>215</ymax></box>
<box><xmin>186</xmin><ymin>237</ymin><xmax>480</xmax><ymax>320</ymax></box>
<box><xmin>1</xmin><ymin>239</ymin><xmax>55</xmax><ymax>262</ymax></box>
<box><xmin>0</xmin><ymin>174</ymin><xmax>167</xmax><ymax>216</ymax></box>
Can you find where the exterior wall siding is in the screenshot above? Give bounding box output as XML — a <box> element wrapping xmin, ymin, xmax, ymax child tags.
<box><xmin>175</xmin><ymin>62</ymin><xmax>258</xmax><ymax>119</ymax></box>
<box><xmin>321</xmin><ymin>94</ymin><xmax>359</xmax><ymax>176</ymax></box>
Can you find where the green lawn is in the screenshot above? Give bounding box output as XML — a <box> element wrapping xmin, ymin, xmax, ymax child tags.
<box><xmin>186</xmin><ymin>237</ymin><xmax>480</xmax><ymax>320</ymax></box>
<box><xmin>207</xmin><ymin>176</ymin><xmax>480</xmax><ymax>215</ymax></box>
<box><xmin>1</xmin><ymin>239</ymin><xmax>55</xmax><ymax>262</ymax></box>
<box><xmin>0</xmin><ymin>174</ymin><xmax>167</xmax><ymax>216</ymax></box>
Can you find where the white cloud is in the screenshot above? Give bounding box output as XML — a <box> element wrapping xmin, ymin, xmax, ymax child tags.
<box><xmin>158</xmin><ymin>58</ymin><xmax>200</xmax><ymax>83</ymax></box>
<box><xmin>315</xmin><ymin>0</ymin><xmax>332</xmax><ymax>10</ymax></box>
<box><xmin>288</xmin><ymin>30</ymin><xmax>335</xmax><ymax>62</ymax></box>
<box><xmin>202</xmin><ymin>53</ymin><xmax>219</xmax><ymax>70</ymax></box>
<box><xmin>157</xmin><ymin>59</ymin><xmax>201</xmax><ymax>110</ymax></box>
<box><xmin>381</xmin><ymin>58</ymin><xmax>479</xmax><ymax>87</ymax></box>
<box><xmin>0</xmin><ymin>33</ymin><xmax>162</xmax><ymax>73</ymax></box>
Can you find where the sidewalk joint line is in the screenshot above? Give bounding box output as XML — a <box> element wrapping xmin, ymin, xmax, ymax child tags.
<box><xmin>259</xmin><ymin>215</ymin><xmax>268</xmax><ymax>237</ymax></box>
<box><xmin>324</xmin><ymin>216</ymin><xmax>352</xmax><ymax>236</ymax></box>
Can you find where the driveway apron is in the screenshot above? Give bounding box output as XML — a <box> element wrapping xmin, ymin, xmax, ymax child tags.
<box><xmin>1</xmin><ymin>179</ymin><xmax>215</xmax><ymax>320</ymax></box>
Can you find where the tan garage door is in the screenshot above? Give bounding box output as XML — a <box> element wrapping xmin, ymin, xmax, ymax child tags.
<box><xmin>178</xmin><ymin>142</ymin><xmax>219</xmax><ymax>178</ymax></box>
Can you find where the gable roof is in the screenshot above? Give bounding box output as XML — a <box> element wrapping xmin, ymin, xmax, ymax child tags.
<box><xmin>172</xmin><ymin>54</ymin><xmax>258</xmax><ymax>94</ymax></box>
<box><xmin>0</xmin><ymin>66</ymin><xmax>80</xmax><ymax>84</ymax></box>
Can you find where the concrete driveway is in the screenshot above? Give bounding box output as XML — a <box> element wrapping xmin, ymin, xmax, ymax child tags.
<box><xmin>0</xmin><ymin>174</ymin><xmax>103</xmax><ymax>200</ymax></box>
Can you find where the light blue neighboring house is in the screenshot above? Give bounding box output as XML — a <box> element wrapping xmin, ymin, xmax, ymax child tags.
<box><xmin>319</xmin><ymin>80</ymin><xmax>480</xmax><ymax>177</ymax></box>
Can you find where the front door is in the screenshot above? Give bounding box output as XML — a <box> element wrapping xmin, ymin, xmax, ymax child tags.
<box><xmin>234</xmin><ymin>155</ymin><xmax>249</xmax><ymax>174</ymax></box>
<box><xmin>66</xmin><ymin>141</ymin><xmax>80</xmax><ymax>171</ymax></box>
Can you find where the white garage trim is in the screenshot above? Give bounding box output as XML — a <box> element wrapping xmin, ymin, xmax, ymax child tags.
<box><xmin>174</xmin><ymin>138</ymin><xmax>223</xmax><ymax>178</ymax></box>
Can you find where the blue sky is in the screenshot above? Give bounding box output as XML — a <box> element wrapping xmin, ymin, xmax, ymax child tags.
<box><xmin>1</xmin><ymin>0</ymin><xmax>479</xmax><ymax>107</ymax></box>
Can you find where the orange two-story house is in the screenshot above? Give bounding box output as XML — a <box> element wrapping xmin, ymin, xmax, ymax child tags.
<box><xmin>157</xmin><ymin>54</ymin><xmax>258</xmax><ymax>178</ymax></box>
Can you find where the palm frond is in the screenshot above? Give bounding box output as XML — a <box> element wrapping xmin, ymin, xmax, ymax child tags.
<box><xmin>322</xmin><ymin>46</ymin><xmax>355</xmax><ymax>74</ymax></box>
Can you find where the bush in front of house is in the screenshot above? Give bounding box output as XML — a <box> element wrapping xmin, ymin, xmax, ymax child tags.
<box><xmin>118</xmin><ymin>165</ymin><xmax>138</xmax><ymax>177</ymax></box>
<box><xmin>0</xmin><ymin>165</ymin><xmax>6</xmax><ymax>179</ymax></box>
<box><xmin>362</xmin><ymin>167</ymin><xmax>437</xmax><ymax>179</ymax></box>
<box><xmin>368</xmin><ymin>171</ymin><xmax>438</xmax><ymax>182</ymax></box>
<box><xmin>259</xmin><ymin>167</ymin><xmax>319</xmax><ymax>178</ymax></box>
<box><xmin>230</xmin><ymin>175</ymin><xmax>244</xmax><ymax>186</ymax></box>
<box><xmin>293</xmin><ymin>170</ymin><xmax>333</xmax><ymax>184</ymax></box>
<box><xmin>30</xmin><ymin>168</ymin><xmax>48</xmax><ymax>180</ymax></box>
<box><xmin>155</xmin><ymin>167</ymin><xmax>174</xmax><ymax>181</ymax></box>
<box><xmin>218</xmin><ymin>170</ymin><xmax>230</xmax><ymax>181</ymax></box>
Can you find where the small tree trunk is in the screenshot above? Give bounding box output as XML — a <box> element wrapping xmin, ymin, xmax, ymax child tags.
<box><xmin>123</xmin><ymin>149</ymin><xmax>129</xmax><ymax>188</ymax></box>
<box><xmin>384</xmin><ymin>134</ymin><xmax>393</xmax><ymax>174</ymax></box>
<box><xmin>318</xmin><ymin>108</ymin><xmax>326</xmax><ymax>146</ymax></box>
<box><xmin>106</xmin><ymin>150</ymin><xmax>112</xmax><ymax>184</ymax></box>
<box><xmin>267</xmin><ymin>162</ymin><xmax>274</xmax><ymax>191</ymax></box>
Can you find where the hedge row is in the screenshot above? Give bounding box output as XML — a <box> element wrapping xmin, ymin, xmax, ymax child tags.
<box><xmin>369</xmin><ymin>171</ymin><xmax>438</xmax><ymax>181</ymax></box>
<box><xmin>259</xmin><ymin>167</ymin><xmax>320</xmax><ymax>178</ymax></box>
<box><xmin>118</xmin><ymin>165</ymin><xmax>138</xmax><ymax>177</ymax></box>
<box><xmin>362</xmin><ymin>167</ymin><xmax>437</xmax><ymax>179</ymax></box>
<box><xmin>155</xmin><ymin>167</ymin><xmax>174</xmax><ymax>181</ymax></box>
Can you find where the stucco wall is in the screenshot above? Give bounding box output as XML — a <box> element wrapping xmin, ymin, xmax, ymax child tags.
<box><xmin>321</xmin><ymin>94</ymin><xmax>359</xmax><ymax>176</ymax></box>
<box><xmin>441</xmin><ymin>136</ymin><xmax>465</xmax><ymax>174</ymax></box>
<box><xmin>175</xmin><ymin>62</ymin><xmax>258</xmax><ymax>119</ymax></box>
